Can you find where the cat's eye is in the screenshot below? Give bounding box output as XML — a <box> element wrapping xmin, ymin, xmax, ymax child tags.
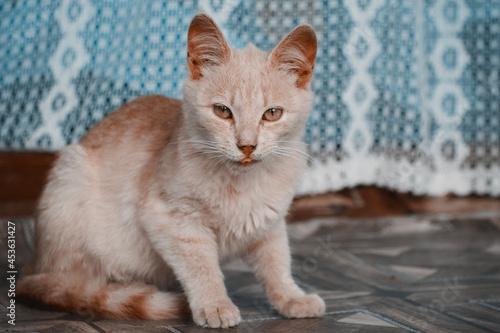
<box><xmin>213</xmin><ymin>104</ymin><xmax>233</xmax><ymax>120</ymax></box>
<box><xmin>262</xmin><ymin>107</ymin><xmax>283</xmax><ymax>122</ymax></box>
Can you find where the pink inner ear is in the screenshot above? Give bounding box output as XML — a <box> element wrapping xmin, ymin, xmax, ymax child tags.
<box><xmin>296</xmin><ymin>65</ymin><xmax>314</xmax><ymax>89</ymax></box>
<box><xmin>187</xmin><ymin>14</ymin><xmax>231</xmax><ymax>80</ymax></box>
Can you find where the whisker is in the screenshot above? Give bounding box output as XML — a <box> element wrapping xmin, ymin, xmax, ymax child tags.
<box><xmin>274</xmin><ymin>147</ymin><xmax>318</xmax><ymax>164</ymax></box>
<box><xmin>276</xmin><ymin>140</ymin><xmax>306</xmax><ymax>145</ymax></box>
<box><xmin>277</xmin><ymin>146</ymin><xmax>313</xmax><ymax>158</ymax></box>
<box><xmin>168</xmin><ymin>139</ymin><xmax>220</xmax><ymax>148</ymax></box>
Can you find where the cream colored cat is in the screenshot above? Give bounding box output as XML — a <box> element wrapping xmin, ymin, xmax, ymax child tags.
<box><xmin>17</xmin><ymin>13</ymin><xmax>324</xmax><ymax>328</ymax></box>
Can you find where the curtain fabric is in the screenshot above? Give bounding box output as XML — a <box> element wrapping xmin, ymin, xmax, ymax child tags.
<box><xmin>1</xmin><ymin>0</ymin><xmax>499</xmax><ymax>195</ymax></box>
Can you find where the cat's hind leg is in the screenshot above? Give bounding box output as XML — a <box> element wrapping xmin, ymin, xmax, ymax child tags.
<box><xmin>18</xmin><ymin>144</ymin><xmax>189</xmax><ymax>319</ymax></box>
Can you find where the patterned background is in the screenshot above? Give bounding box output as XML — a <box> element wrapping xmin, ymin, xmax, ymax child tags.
<box><xmin>0</xmin><ymin>0</ymin><xmax>499</xmax><ymax>196</ymax></box>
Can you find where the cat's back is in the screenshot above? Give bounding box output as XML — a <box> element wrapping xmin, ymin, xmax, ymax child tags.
<box><xmin>32</xmin><ymin>95</ymin><xmax>182</xmax><ymax>276</ymax></box>
<box><xmin>80</xmin><ymin>95</ymin><xmax>182</xmax><ymax>157</ymax></box>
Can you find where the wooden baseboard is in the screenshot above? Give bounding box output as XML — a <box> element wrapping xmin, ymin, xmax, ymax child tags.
<box><xmin>289</xmin><ymin>188</ymin><xmax>500</xmax><ymax>222</ymax></box>
<box><xmin>1</xmin><ymin>152</ymin><xmax>499</xmax><ymax>219</ymax></box>
<box><xmin>0</xmin><ymin>152</ymin><xmax>56</xmax><ymax>217</ymax></box>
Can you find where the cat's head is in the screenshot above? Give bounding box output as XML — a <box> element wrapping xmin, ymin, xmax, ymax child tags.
<box><xmin>182</xmin><ymin>13</ymin><xmax>317</xmax><ymax>171</ymax></box>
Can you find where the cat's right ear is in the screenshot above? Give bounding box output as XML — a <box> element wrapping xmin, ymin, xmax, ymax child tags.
<box><xmin>187</xmin><ymin>13</ymin><xmax>231</xmax><ymax>80</ymax></box>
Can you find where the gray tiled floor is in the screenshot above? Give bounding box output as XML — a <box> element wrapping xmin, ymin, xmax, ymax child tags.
<box><xmin>1</xmin><ymin>212</ymin><xmax>500</xmax><ymax>332</ymax></box>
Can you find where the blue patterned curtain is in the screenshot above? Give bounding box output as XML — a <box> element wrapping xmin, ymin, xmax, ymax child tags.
<box><xmin>1</xmin><ymin>0</ymin><xmax>499</xmax><ymax>196</ymax></box>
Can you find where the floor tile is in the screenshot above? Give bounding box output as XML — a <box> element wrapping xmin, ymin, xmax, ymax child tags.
<box><xmin>337</xmin><ymin>312</ymin><xmax>397</xmax><ymax>327</ymax></box>
<box><xmin>2</xmin><ymin>211</ymin><xmax>500</xmax><ymax>332</ymax></box>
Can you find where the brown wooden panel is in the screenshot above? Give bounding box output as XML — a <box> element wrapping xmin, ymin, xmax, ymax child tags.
<box><xmin>0</xmin><ymin>153</ymin><xmax>56</xmax><ymax>200</ymax></box>
<box><xmin>0</xmin><ymin>153</ymin><xmax>56</xmax><ymax>216</ymax></box>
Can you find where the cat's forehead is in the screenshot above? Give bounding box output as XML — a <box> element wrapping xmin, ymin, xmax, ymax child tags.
<box><xmin>227</xmin><ymin>44</ymin><xmax>269</xmax><ymax>82</ymax></box>
<box><xmin>234</xmin><ymin>43</ymin><xmax>267</xmax><ymax>62</ymax></box>
<box><xmin>205</xmin><ymin>44</ymin><xmax>295</xmax><ymax>108</ymax></box>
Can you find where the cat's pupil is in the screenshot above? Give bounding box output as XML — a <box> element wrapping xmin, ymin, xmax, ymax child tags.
<box><xmin>262</xmin><ymin>107</ymin><xmax>283</xmax><ymax>121</ymax></box>
<box><xmin>213</xmin><ymin>104</ymin><xmax>232</xmax><ymax>120</ymax></box>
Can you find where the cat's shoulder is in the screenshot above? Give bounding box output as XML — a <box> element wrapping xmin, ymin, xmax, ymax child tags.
<box><xmin>80</xmin><ymin>95</ymin><xmax>182</xmax><ymax>150</ymax></box>
<box><xmin>105</xmin><ymin>94</ymin><xmax>181</xmax><ymax>126</ymax></box>
<box><xmin>127</xmin><ymin>95</ymin><xmax>182</xmax><ymax>115</ymax></box>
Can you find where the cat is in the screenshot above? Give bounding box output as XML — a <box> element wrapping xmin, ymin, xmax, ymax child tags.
<box><xmin>17</xmin><ymin>13</ymin><xmax>325</xmax><ymax>328</ymax></box>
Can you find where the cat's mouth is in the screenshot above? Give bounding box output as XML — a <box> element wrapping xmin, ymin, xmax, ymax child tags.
<box><xmin>239</xmin><ymin>157</ymin><xmax>259</xmax><ymax>167</ymax></box>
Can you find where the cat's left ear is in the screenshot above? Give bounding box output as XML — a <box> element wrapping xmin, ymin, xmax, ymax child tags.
<box><xmin>269</xmin><ymin>25</ymin><xmax>317</xmax><ymax>88</ymax></box>
<box><xmin>187</xmin><ymin>13</ymin><xmax>231</xmax><ymax>80</ymax></box>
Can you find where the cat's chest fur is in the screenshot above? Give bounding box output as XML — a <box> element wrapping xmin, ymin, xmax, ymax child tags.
<box><xmin>209</xmin><ymin>171</ymin><xmax>288</xmax><ymax>233</ymax></box>
<box><xmin>200</xmin><ymin>172</ymin><xmax>293</xmax><ymax>257</ymax></box>
<box><xmin>157</xmin><ymin>155</ymin><xmax>302</xmax><ymax>258</ymax></box>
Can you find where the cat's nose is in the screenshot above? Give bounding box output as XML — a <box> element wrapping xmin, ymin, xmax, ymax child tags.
<box><xmin>237</xmin><ymin>144</ymin><xmax>256</xmax><ymax>157</ymax></box>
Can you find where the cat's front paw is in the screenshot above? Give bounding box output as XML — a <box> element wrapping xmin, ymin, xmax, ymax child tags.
<box><xmin>278</xmin><ymin>294</ymin><xmax>325</xmax><ymax>318</ymax></box>
<box><xmin>193</xmin><ymin>298</ymin><xmax>241</xmax><ymax>328</ymax></box>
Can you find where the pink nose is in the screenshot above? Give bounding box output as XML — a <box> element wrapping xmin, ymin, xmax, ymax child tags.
<box><xmin>238</xmin><ymin>145</ymin><xmax>256</xmax><ymax>157</ymax></box>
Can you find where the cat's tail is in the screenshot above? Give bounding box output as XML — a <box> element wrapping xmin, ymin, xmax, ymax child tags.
<box><xmin>16</xmin><ymin>272</ymin><xmax>190</xmax><ymax>319</ymax></box>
